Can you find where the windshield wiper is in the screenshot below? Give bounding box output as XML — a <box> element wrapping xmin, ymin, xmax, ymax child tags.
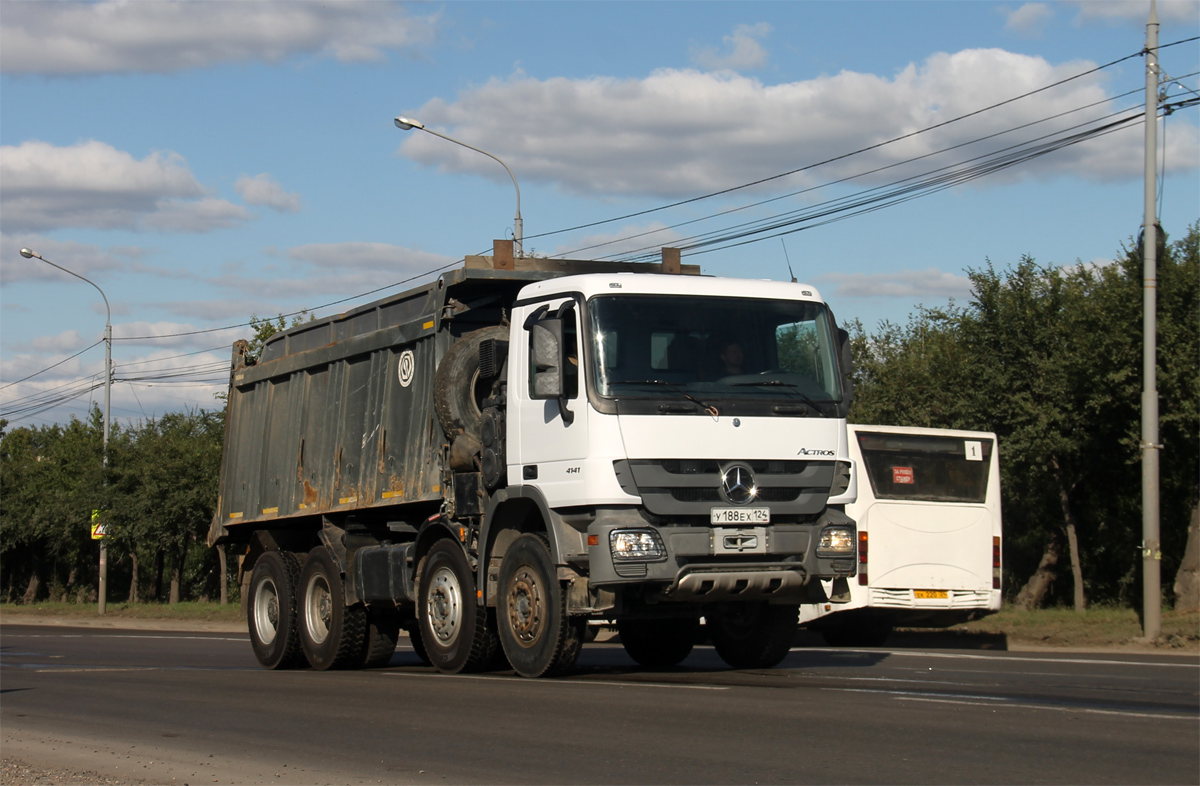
<box><xmin>728</xmin><ymin>380</ymin><xmax>826</xmax><ymax>414</ymax></box>
<box><xmin>613</xmin><ymin>380</ymin><xmax>720</xmax><ymax>417</ymax></box>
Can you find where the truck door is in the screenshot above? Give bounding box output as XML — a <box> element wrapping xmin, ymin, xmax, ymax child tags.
<box><xmin>511</xmin><ymin>297</ymin><xmax>590</xmax><ymax>503</ymax></box>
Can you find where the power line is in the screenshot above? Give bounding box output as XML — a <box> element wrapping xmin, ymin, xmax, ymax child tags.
<box><xmin>525</xmin><ymin>47</ymin><xmax>1147</xmax><ymax>244</ymax></box>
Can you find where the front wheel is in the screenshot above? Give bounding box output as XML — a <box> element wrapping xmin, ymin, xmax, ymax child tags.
<box><xmin>247</xmin><ymin>551</ymin><xmax>305</xmax><ymax>669</ymax></box>
<box><xmin>497</xmin><ymin>534</ymin><xmax>584</xmax><ymax>678</ymax></box>
<box><xmin>418</xmin><ymin>539</ymin><xmax>495</xmax><ymax>673</ymax></box>
<box><xmin>709</xmin><ymin>603</ymin><xmax>798</xmax><ymax>670</ymax></box>
<box><xmin>298</xmin><ymin>546</ymin><xmax>368</xmax><ymax>670</ymax></box>
<box><xmin>618</xmin><ymin>617</ymin><xmax>699</xmax><ymax>668</ymax></box>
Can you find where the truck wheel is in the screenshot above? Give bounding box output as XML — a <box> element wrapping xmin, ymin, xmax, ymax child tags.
<box><xmin>618</xmin><ymin>617</ymin><xmax>699</xmax><ymax>668</ymax></box>
<box><xmin>404</xmin><ymin>620</ymin><xmax>431</xmax><ymax>665</ymax></box>
<box><xmin>709</xmin><ymin>603</ymin><xmax>798</xmax><ymax>670</ymax></box>
<box><xmin>820</xmin><ymin>621</ymin><xmax>893</xmax><ymax>648</ymax></box>
<box><xmin>247</xmin><ymin>550</ymin><xmax>305</xmax><ymax>669</ymax></box>
<box><xmin>359</xmin><ymin>608</ymin><xmax>402</xmax><ymax>669</ymax></box>
<box><xmin>298</xmin><ymin>546</ymin><xmax>368</xmax><ymax>670</ymax></box>
<box><xmin>418</xmin><ymin>539</ymin><xmax>494</xmax><ymax>673</ymax></box>
<box><xmin>434</xmin><ymin>325</ymin><xmax>508</xmax><ymax>441</ymax></box>
<box><xmin>497</xmin><ymin>534</ymin><xmax>584</xmax><ymax>678</ymax></box>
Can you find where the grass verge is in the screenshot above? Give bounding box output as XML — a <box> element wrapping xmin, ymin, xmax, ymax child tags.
<box><xmin>0</xmin><ymin>600</ymin><xmax>243</xmax><ymax>624</ymax></box>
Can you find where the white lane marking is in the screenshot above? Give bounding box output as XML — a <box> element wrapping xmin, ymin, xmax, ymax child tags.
<box><xmin>894</xmin><ymin>695</ymin><xmax>1199</xmax><ymax>721</ymax></box>
<box><xmin>821</xmin><ymin>649</ymin><xmax>1200</xmax><ymax>669</ymax></box>
<box><xmin>825</xmin><ymin>687</ymin><xmax>1199</xmax><ymax>721</ymax></box>
<box><xmin>383</xmin><ymin>672</ymin><xmax>729</xmax><ymax>690</ymax></box>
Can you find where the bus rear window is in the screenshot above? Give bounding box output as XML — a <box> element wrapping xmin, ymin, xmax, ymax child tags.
<box><xmin>856</xmin><ymin>432</ymin><xmax>993</xmax><ymax>503</ymax></box>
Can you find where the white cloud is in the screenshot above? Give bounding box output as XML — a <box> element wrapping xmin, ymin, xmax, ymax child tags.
<box><xmin>1004</xmin><ymin>3</ymin><xmax>1054</xmax><ymax>37</ymax></box>
<box><xmin>0</xmin><ymin>0</ymin><xmax>439</xmax><ymax>75</ymax></box>
<box><xmin>1066</xmin><ymin>0</ymin><xmax>1200</xmax><ymax>24</ymax></box>
<box><xmin>690</xmin><ymin>23</ymin><xmax>772</xmax><ymax>71</ymax></box>
<box><xmin>398</xmin><ymin>48</ymin><xmax>1199</xmax><ymax>201</ymax></box>
<box><xmin>30</xmin><ymin>330</ymin><xmax>87</xmax><ymax>354</ymax></box>
<box><xmin>236</xmin><ymin>174</ymin><xmax>302</xmax><ymax>213</ymax></box>
<box><xmin>0</xmin><ymin>140</ymin><xmax>250</xmax><ymax>233</ymax></box>
<box><xmin>814</xmin><ymin>268</ymin><xmax>973</xmax><ymax>299</ymax></box>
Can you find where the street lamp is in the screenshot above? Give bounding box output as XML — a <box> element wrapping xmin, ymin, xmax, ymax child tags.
<box><xmin>394</xmin><ymin>115</ymin><xmax>524</xmax><ymax>257</ymax></box>
<box><xmin>20</xmin><ymin>248</ymin><xmax>113</xmax><ymax>615</ymax></box>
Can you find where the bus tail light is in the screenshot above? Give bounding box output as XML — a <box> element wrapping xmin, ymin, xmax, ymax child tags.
<box><xmin>992</xmin><ymin>536</ymin><xmax>1001</xmax><ymax>589</ymax></box>
<box><xmin>858</xmin><ymin>531</ymin><xmax>868</xmax><ymax>586</ymax></box>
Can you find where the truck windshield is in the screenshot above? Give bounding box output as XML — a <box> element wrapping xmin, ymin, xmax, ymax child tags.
<box><xmin>588</xmin><ymin>294</ymin><xmax>843</xmax><ymax>404</ymax></box>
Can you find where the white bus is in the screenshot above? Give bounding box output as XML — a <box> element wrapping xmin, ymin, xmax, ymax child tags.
<box><xmin>803</xmin><ymin>424</ymin><xmax>1003</xmax><ymax>647</ymax></box>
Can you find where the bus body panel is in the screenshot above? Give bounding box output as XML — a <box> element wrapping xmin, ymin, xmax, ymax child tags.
<box><xmin>800</xmin><ymin>424</ymin><xmax>1002</xmax><ymax>629</ymax></box>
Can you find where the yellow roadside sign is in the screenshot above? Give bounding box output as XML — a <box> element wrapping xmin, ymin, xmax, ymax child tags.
<box><xmin>90</xmin><ymin>510</ymin><xmax>109</xmax><ymax>540</ymax></box>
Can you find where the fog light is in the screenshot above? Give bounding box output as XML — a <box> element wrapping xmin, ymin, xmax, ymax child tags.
<box><xmin>817</xmin><ymin>525</ymin><xmax>855</xmax><ymax>557</ymax></box>
<box><xmin>609</xmin><ymin>529</ymin><xmax>665</xmax><ymax>561</ymax></box>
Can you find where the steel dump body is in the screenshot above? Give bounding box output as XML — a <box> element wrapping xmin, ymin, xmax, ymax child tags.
<box><xmin>209</xmin><ymin>256</ymin><xmax>700</xmax><ymax>544</ymax></box>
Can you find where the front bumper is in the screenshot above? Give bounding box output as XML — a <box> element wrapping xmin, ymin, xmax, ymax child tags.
<box><xmin>585</xmin><ymin>507</ymin><xmax>856</xmax><ymax>603</ymax></box>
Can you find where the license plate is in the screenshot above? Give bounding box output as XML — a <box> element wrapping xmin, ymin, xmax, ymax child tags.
<box><xmin>712</xmin><ymin>527</ymin><xmax>767</xmax><ymax>555</ymax></box>
<box><xmin>914</xmin><ymin>590</ymin><xmax>949</xmax><ymax>599</ymax></box>
<box><xmin>711</xmin><ymin>507</ymin><xmax>770</xmax><ymax>524</ymax></box>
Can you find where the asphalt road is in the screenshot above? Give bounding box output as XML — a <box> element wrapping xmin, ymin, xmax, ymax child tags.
<box><xmin>1</xmin><ymin>623</ymin><xmax>1197</xmax><ymax>785</ymax></box>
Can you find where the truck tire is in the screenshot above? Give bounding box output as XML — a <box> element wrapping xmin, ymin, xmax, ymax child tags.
<box><xmin>298</xmin><ymin>546</ymin><xmax>368</xmax><ymax>670</ymax></box>
<box><xmin>709</xmin><ymin>603</ymin><xmax>798</xmax><ymax>670</ymax></box>
<box><xmin>434</xmin><ymin>325</ymin><xmax>508</xmax><ymax>441</ymax></box>
<box><xmin>418</xmin><ymin>539</ymin><xmax>495</xmax><ymax>673</ymax></box>
<box><xmin>618</xmin><ymin>617</ymin><xmax>699</xmax><ymax>668</ymax></box>
<box><xmin>497</xmin><ymin>534</ymin><xmax>584</xmax><ymax>678</ymax></box>
<box><xmin>359</xmin><ymin>608</ymin><xmax>402</xmax><ymax>669</ymax></box>
<box><xmin>404</xmin><ymin>620</ymin><xmax>431</xmax><ymax>665</ymax></box>
<box><xmin>247</xmin><ymin>550</ymin><xmax>305</xmax><ymax>669</ymax></box>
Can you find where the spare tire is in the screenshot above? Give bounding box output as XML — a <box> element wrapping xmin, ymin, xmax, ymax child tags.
<box><xmin>434</xmin><ymin>325</ymin><xmax>508</xmax><ymax>441</ymax></box>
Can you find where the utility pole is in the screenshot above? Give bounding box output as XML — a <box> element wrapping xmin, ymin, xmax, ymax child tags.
<box><xmin>20</xmin><ymin>247</ymin><xmax>112</xmax><ymax>615</ymax></box>
<box><xmin>1140</xmin><ymin>1</ymin><xmax>1161</xmax><ymax>641</ymax></box>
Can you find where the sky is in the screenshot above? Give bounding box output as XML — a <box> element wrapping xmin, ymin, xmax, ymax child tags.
<box><xmin>2</xmin><ymin>0</ymin><xmax>1198</xmax><ymax>429</ymax></box>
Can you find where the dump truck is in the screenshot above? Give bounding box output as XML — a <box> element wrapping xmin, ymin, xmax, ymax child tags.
<box><xmin>209</xmin><ymin>242</ymin><xmax>858</xmax><ymax>677</ymax></box>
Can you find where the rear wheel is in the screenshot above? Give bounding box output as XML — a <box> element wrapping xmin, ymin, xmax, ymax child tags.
<box><xmin>247</xmin><ymin>551</ymin><xmax>305</xmax><ymax>669</ymax></box>
<box><xmin>418</xmin><ymin>539</ymin><xmax>495</xmax><ymax>673</ymax></box>
<box><xmin>298</xmin><ymin>546</ymin><xmax>367</xmax><ymax>670</ymax></box>
<box><xmin>359</xmin><ymin>607</ymin><xmax>402</xmax><ymax>668</ymax></box>
<box><xmin>497</xmin><ymin>534</ymin><xmax>584</xmax><ymax>678</ymax></box>
<box><xmin>709</xmin><ymin>603</ymin><xmax>798</xmax><ymax>670</ymax></box>
<box><xmin>618</xmin><ymin>617</ymin><xmax>699</xmax><ymax>668</ymax></box>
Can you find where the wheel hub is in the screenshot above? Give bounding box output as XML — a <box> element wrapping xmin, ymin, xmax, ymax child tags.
<box><xmin>305</xmin><ymin>575</ymin><xmax>332</xmax><ymax>644</ymax></box>
<box><xmin>427</xmin><ymin>567</ymin><xmax>461</xmax><ymax>644</ymax></box>
<box><xmin>506</xmin><ymin>568</ymin><xmax>544</xmax><ymax>646</ymax></box>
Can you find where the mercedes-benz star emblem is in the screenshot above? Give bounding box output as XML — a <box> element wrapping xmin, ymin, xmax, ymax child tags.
<box><xmin>720</xmin><ymin>464</ymin><xmax>757</xmax><ymax>505</ymax></box>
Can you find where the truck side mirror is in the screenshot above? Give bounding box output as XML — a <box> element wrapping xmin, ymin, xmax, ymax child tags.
<box><xmin>526</xmin><ymin>303</ymin><xmax>576</xmax><ymax>425</ymax></box>
<box><xmin>837</xmin><ymin>327</ymin><xmax>855</xmax><ymax>407</ymax></box>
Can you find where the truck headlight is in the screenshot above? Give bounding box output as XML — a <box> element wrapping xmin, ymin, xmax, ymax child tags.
<box><xmin>609</xmin><ymin>529</ymin><xmax>665</xmax><ymax>561</ymax></box>
<box><xmin>817</xmin><ymin>525</ymin><xmax>855</xmax><ymax>557</ymax></box>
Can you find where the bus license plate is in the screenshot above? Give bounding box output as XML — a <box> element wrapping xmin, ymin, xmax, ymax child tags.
<box><xmin>711</xmin><ymin>507</ymin><xmax>770</xmax><ymax>524</ymax></box>
<box><xmin>914</xmin><ymin>590</ymin><xmax>949</xmax><ymax>599</ymax></box>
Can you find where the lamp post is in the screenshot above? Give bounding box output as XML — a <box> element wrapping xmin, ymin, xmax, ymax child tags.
<box><xmin>20</xmin><ymin>248</ymin><xmax>112</xmax><ymax>615</ymax></box>
<box><xmin>394</xmin><ymin>115</ymin><xmax>524</xmax><ymax>257</ymax></box>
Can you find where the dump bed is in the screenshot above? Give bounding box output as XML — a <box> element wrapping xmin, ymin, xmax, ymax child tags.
<box><xmin>208</xmin><ymin>252</ymin><xmax>699</xmax><ymax>546</ymax></box>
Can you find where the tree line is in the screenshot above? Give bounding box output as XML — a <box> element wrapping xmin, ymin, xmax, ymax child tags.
<box><xmin>847</xmin><ymin>223</ymin><xmax>1198</xmax><ymax>611</ymax></box>
<box><xmin>1</xmin><ymin>227</ymin><xmax>1197</xmax><ymax>610</ymax></box>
